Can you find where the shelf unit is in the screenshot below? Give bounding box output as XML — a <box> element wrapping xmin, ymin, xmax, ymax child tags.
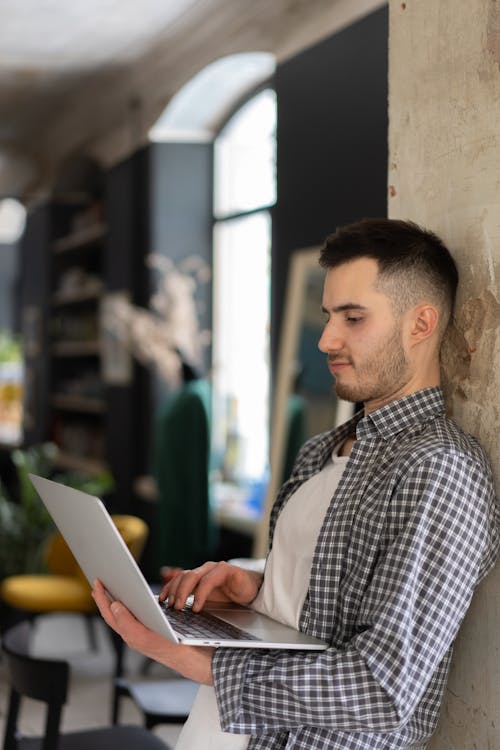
<box><xmin>19</xmin><ymin>151</ymin><xmax>159</xmax><ymax>520</ymax></box>
<box><xmin>50</xmin><ymin>393</ymin><xmax>106</xmax><ymax>414</ymax></box>
<box><xmin>52</xmin><ymin>222</ymin><xmax>107</xmax><ymax>255</ymax></box>
<box><xmin>48</xmin><ymin>201</ymin><xmax>109</xmax><ymax>475</ymax></box>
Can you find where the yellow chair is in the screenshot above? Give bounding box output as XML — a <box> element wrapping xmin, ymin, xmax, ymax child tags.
<box><xmin>0</xmin><ymin>514</ymin><xmax>149</xmax><ymax>640</ymax></box>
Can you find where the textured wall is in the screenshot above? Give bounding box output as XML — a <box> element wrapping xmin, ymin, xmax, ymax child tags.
<box><xmin>388</xmin><ymin>0</ymin><xmax>500</xmax><ymax>746</ymax></box>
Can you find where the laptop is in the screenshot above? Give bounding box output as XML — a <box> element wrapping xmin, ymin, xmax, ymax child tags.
<box><xmin>30</xmin><ymin>474</ymin><xmax>328</xmax><ymax>651</ymax></box>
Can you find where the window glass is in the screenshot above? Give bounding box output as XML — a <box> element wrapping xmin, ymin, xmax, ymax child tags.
<box><xmin>212</xmin><ymin>212</ymin><xmax>271</xmax><ymax>483</ymax></box>
<box><xmin>212</xmin><ymin>85</ymin><xmax>276</xmax><ymax>520</ymax></box>
<box><xmin>214</xmin><ymin>88</ymin><xmax>276</xmax><ymax>218</ymax></box>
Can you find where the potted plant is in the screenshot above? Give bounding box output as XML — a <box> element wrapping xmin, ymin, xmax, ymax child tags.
<box><xmin>0</xmin><ymin>442</ymin><xmax>114</xmax><ymax>580</ymax></box>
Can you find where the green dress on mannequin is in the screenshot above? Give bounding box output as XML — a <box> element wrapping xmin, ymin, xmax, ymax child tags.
<box><xmin>153</xmin><ymin>367</ymin><xmax>215</xmax><ymax>572</ymax></box>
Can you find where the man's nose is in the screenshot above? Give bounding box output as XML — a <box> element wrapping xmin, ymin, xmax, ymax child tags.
<box><xmin>318</xmin><ymin>323</ymin><xmax>343</xmax><ymax>353</ymax></box>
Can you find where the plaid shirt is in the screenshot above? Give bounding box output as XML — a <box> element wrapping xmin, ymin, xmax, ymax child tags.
<box><xmin>212</xmin><ymin>388</ymin><xmax>500</xmax><ymax>749</ymax></box>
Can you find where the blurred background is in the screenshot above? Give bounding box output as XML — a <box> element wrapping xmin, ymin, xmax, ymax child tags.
<box><xmin>0</xmin><ymin>0</ymin><xmax>388</xmax><ymax>579</ymax></box>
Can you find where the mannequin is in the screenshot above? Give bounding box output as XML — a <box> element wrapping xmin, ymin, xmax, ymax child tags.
<box><xmin>153</xmin><ymin>359</ymin><xmax>216</xmax><ymax>572</ymax></box>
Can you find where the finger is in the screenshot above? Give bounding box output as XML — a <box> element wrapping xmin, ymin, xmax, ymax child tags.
<box><xmin>161</xmin><ymin>566</ymin><xmax>182</xmax><ymax>584</ymax></box>
<box><xmin>108</xmin><ymin>601</ymin><xmax>147</xmax><ymax>651</ymax></box>
<box><xmin>92</xmin><ymin>579</ymin><xmax>111</xmax><ymax>610</ymax></box>
<box><xmin>195</xmin><ymin>565</ymin><xmax>262</xmax><ymax>609</ymax></box>
<box><xmin>169</xmin><ymin>563</ymin><xmax>218</xmax><ymax>608</ymax></box>
<box><xmin>109</xmin><ymin>600</ymin><xmax>135</xmax><ymax>629</ymax></box>
<box><xmin>160</xmin><ymin>568</ymin><xmax>194</xmax><ymax>604</ymax></box>
<box><xmin>169</xmin><ymin>568</ymin><xmax>206</xmax><ymax>608</ymax></box>
<box><xmin>92</xmin><ymin>580</ymin><xmax>118</xmax><ymax>629</ymax></box>
<box><xmin>158</xmin><ymin>572</ymin><xmax>182</xmax><ymax>602</ymax></box>
<box><xmin>190</xmin><ymin>562</ymin><xmax>236</xmax><ymax>611</ymax></box>
<box><xmin>110</xmin><ymin>600</ymin><xmax>124</xmax><ymax>619</ymax></box>
<box><xmin>158</xmin><ymin>567</ymin><xmax>183</xmax><ymax>600</ymax></box>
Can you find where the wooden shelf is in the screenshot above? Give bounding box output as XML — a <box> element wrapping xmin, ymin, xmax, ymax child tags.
<box><xmin>52</xmin><ymin>222</ymin><xmax>107</xmax><ymax>255</ymax></box>
<box><xmin>54</xmin><ymin>450</ymin><xmax>109</xmax><ymax>475</ymax></box>
<box><xmin>50</xmin><ymin>394</ymin><xmax>106</xmax><ymax>414</ymax></box>
<box><xmin>51</xmin><ymin>284</ymin><xmax>103</xmax><ymax>307</ymax></box>
<box><xmin>51</xmin><ymin>341</ymin><xmax>101</xmax><ymax>357</ymax></box>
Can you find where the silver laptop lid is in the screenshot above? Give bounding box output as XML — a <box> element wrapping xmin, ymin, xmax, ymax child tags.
<box><xmin>29</xmin><ymin>474</ymin><xmax>180</xmax><ymax>642</ymax></box>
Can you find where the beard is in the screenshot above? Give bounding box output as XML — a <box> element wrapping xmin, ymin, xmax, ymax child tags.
<box><xmin>331</xmin><ymin>325</ymin><xmax>409</xmax><ymax>405</ymax></box>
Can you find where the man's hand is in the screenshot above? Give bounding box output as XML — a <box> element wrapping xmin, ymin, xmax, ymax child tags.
<box><xmin>92</xmin><ymin>579</ymin><xmax>213</xmax><ymax>685</ymax></box>
<box><xmin>159</xmin><ymin>561</ymin><xmax>263</xmax><ymax>612</ymax></box>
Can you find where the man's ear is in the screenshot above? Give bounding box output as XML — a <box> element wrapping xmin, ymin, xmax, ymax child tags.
<box><xmin>408</xmin><ymin>304</ymin><xmax>440</xmax><ymax>344</ymax></box>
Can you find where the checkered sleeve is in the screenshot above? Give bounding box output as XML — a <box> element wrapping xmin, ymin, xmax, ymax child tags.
<box><xmin>211</xmin><ymin>451</ymin><xmax>496</xmax><ymax>736</ymax></box>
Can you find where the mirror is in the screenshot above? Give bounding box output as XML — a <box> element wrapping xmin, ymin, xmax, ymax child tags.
<box><xmin>254</xmin><ymin>246</ymin><xmax>354</xmax><ymax>557</ymax></box>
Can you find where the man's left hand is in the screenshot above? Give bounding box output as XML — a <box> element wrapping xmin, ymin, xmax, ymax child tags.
<box><xmin>92</xmin><ymin>578</ymin><xmax>214</xmax><ymax>685</ymax></box>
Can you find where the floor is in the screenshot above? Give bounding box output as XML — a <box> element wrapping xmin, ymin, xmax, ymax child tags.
<box><xmin>0</xmin><ymin>612</ymin><xmax>186</xmax><ymax>749</ymax></box>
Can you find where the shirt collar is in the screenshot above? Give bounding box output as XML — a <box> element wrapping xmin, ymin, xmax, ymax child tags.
<box><xmin>355</xmin><ymin>387</ymin><xmax>446</xmax><ymax>441</ymax></box>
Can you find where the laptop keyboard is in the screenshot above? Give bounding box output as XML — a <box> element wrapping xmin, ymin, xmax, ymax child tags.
<box><xmin>160</xmin><ymin>603</ymin><xmax>260</xmax><ymax>642</ymax></box>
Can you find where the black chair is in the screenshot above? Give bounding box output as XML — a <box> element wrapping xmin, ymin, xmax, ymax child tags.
<box><xmin>1</xmin><ymin>621</ymin><xmax>171</xmax><ymax>750</ymax></box>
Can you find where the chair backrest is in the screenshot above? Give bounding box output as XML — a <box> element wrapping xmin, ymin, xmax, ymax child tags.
<box><xmin>1</xmin><ymin>621</ymin><xmax>69</xmax><ymax>750</ymax></box>
<box><xmin>111</xmin><ymin>515</ymin><xmax>149</xmax><ymax>563</ymax></box>
<box><xmin>43</xmin><ymin>531</ymin><xmax>81</xmax><ymax>576</ymax></box>
<box><xmin>43</xmin><ymin>514</ymin><xmax>149</xmax><ymax>585</ymax></box>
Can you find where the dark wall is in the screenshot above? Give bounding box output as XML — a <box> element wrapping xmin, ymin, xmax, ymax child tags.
<box><xmin>150</xmin><ymin>141</ymin><xmax>213</xmax><ymax>380</ymax></box>
<box><xmin>272</xmin><ymin>5</ymin><xmax>388</xmax><ymax>360</ymax></box>
<box><xmin>151</xmin><ymin>142</ymin><xmax>213</xmax><ymax>264</ymax></box>
<box><xmin>105</xmin><ymin>148</ymin><xmax>151</xmax><ymax>302</ymax></box>
<box><xmin>104</xmin><ymin>149</ymin><xmax>152</xmax><ymax>511</ymax></box>
<box><xmin>0</xmin><ymin>242</ymin><xmax>18</xmax><ymax>332</ymax></box>
<box><xmin>19</xmin><ymin>205</ymin><xmax>52</xmax><ymax>445</ymax></box>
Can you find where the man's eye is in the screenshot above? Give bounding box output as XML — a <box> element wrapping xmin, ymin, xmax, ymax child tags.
<box><xmin>346</xmin><ymin>316</ymin><xmax>363</xmax><ymax>324</ymax></box>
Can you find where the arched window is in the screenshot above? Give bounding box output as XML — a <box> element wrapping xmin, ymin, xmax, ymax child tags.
<box><xmin>148</xmin><ymin>53</ymin><xmax>276</xmax><ymax>507</ymax></box>
<box><xmin>211</xmin><ymin>87</ymin><xmax>276</xmax><ymax>493</ymax></box>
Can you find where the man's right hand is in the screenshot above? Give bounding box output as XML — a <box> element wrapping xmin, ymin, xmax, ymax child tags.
<box><xmin>158</xmin><ymin>561</ymin><xmax>263</xmax><ymax>613</ymax></box>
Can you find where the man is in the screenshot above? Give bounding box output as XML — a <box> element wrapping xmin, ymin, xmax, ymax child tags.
<box><xmin>94</xmin><ymin>218</ymin><xmax>500</xmax><ymax>749</ymax></box>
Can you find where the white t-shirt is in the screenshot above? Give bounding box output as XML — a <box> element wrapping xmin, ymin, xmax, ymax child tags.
<box><xmin>175</xmin><ymin>452</ymin><xmax>349</xmax><ymax>749</ymax></box>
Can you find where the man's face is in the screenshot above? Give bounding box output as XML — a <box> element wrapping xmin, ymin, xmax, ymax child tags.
<box><xmin>318</xmin><ymin>257</ymin><xmax>411</xmax><ymax>413</ymax></box>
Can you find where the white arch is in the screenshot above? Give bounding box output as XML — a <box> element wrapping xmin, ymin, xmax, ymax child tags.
<box><xmin>149</xmin><ymin>52</ymin><xmax>275</xmax><ymax>143</ymax></box>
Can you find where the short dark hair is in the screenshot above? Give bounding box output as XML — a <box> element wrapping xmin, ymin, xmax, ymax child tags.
<box><xmin>319</xmin><ymin>218</ymin><xmax>459</xmax><ymax>332</ymax></box>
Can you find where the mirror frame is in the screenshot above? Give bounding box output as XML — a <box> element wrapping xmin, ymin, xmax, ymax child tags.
<box><xmin>254</xmin><ymin>245</ymin><xmax>355</xmax><ymax>557</ymax></box>
<box><xmin>254</xmin><ymin>246</ymin><xmax>321</xmax><ymax>558</ymax></box>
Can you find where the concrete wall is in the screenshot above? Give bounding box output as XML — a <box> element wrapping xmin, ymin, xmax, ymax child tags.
<box><xmin>388</xmin><ymin>0</ymin><xmax>500</xmax><ymax>746</ymax></box>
